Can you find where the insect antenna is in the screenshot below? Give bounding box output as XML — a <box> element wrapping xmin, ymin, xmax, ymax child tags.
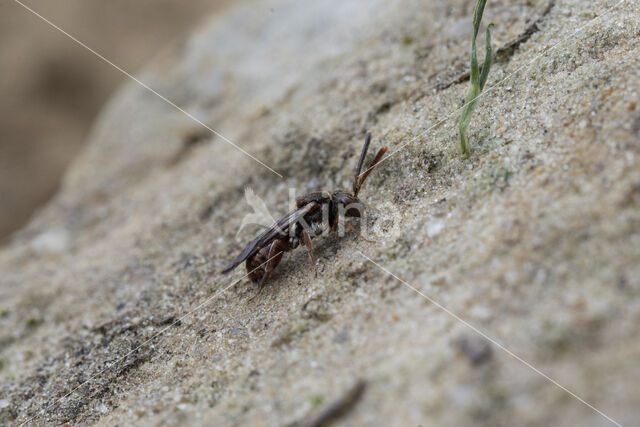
<box><xmin>353</xmin><ymin>132</ymin><xmax>372</xmax><ymax>195</ymax></box>
<box><xmin>354</xmin><ymin>134</ymin><xmax>387</xmax><ymax>196</ymax></box>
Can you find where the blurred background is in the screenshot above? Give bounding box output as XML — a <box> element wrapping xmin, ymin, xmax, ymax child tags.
<box><xmin>0</xmin><ymin>0</ymin><xmax>232</xmax><ymax>243</ymax></box>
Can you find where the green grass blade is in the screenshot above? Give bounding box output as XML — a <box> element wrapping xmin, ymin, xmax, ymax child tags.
<box><xmin>459</xmin><ymin>96</ymin><xmax>477</xmax><ymax>156</ymax></box>
<box><xmin>458</xmin><ymin>0</ymin><xmax>492</xmax><ymax>157</ymax></box>
<box><xmin>472</xmin><ymin>0</ymin><xmax>487</xmax><ymax>40</ymax></box>
<box><xmin>479</xmin><ymin>24</ymin><xmax>494</xmax><ymax>90</ymax></box>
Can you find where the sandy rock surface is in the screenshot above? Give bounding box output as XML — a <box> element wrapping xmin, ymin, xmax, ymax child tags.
<box><xmin>1</xmin><ymin>0</ymin><xmax>639</xmax><ymax>425</ymax></box>
<box><xmin>0</xmin><ymin>0</ymin><xmax>231</xmax><ymax>241</ymax></box>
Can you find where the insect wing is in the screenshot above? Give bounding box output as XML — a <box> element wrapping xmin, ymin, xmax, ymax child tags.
<box><xmin>221</xmin><ymin>202</ymin><xmax>318</xmax><ymax>273</ymax></box>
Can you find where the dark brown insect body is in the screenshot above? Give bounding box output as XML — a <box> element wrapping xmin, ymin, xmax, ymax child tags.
<box><xmin>222</xmin><ymin>132</ymin><xmax>387</xmax><ymax>299</ymax></box>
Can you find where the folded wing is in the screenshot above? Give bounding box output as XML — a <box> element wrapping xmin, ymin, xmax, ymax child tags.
<box><xmin>221</xmin><ymin>202</ymin><xmax>318</xmax><ymax>273</ymax></box>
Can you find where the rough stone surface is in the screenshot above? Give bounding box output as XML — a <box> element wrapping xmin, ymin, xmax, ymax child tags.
<box><xmin>1</xmin><ymin>0</ymin><xmax>639</xmax><ymax>425</ymax></box>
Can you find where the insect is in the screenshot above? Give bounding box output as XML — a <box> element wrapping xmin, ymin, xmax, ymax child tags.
<box><xmin>222</xmin><ymin>132</ymin><xmax>387</xmax><ymax>300</ymax></box>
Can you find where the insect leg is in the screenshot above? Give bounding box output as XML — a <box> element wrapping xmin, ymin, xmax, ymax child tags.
<box><xmin>249</xmin><ymin>239</ymin><xmax>287</xmax><ymax>301</ymax></box>
<box><xmin>249</xmin><ymin>269</ymin><xmax>270</xmax><ymax>302</ymax></box>
<box><xmin>300</xmin><ymin>229</ymin><xmax>318</xmax><ymax>278</ymax></box>
<box><xmin>339</xmin><ymin>219</ymin><xmax>376</xmax><ymax>243</ymax></box>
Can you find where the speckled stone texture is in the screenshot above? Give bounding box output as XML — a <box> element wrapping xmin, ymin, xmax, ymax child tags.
<box><xmin>1</xmin><ymin>0</ymin><xmax>639</xmax><ymax>425</ymax></box>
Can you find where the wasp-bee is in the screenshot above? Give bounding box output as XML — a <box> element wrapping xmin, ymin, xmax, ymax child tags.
<box><xmin>222</xmin><ymin>132</ymin><xmax>386</xmax><ymax>299</ymax></box>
